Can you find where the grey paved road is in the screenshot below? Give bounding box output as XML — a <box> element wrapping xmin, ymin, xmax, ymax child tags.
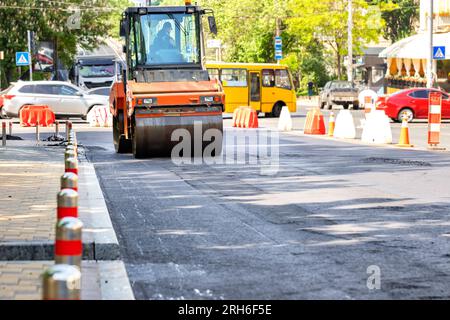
<box><xmin>73</xmin><ymin>122</ymin><xmax>450</xmax><ymax>300</ymax></box>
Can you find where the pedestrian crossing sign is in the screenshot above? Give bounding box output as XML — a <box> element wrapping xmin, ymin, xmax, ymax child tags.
<box><xmin>433</xmin><ymin>46</ymin><xmax>446</xmax><ymax>60</ymax></box>
<box><xmin>16</xmin><ymin>52</ymin><xmax>30</xmax><ymax>66</ymax></box>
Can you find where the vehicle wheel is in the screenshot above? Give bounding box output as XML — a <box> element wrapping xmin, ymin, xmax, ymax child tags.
<box><xmin>343</xmin><ymin>104</ymin><xmax>349</xmax><ymax>110</ymax></box>
<box><xmin>132</xmin><ymin>122</ymin><xmax>145</xmax><ymax>159</ymax></box>
<box><xmin>397</xmin><ymin>108</ymin><xmax>414</xmax><ymax>123</ymax></box>
<box><xmin>113</xmin><ymin>112</ymin><xmax>131</xmax><ymax>153</ymax></box>
<box><xmin>271</xmin><ymin>103</ymin><xmax>284</xmax><ymax>118</ymax></box>
<box><xmin>326</xmin><ymin>101</ymin><xmax>332</xmax><ymax>110</ymax></box>
<box><xmin>320</xmin><ymin>102</ymin><xmax>325</xmax><ymax>109</ymax></box>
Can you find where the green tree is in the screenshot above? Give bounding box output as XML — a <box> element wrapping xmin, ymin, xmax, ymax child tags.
<box><xmin>0</xmin><ymin>0</ymin><xmax>125</xmax><ymax>86</ymax></box>
<box><xmin>373</xmin><ymin>0</ymin><xmax>419</xmax><ymax>42</ymax></box>
<box><xmin>286</xmin><ymin>0</ymin><xmax>383</xmax><ymax>80</ymax></box>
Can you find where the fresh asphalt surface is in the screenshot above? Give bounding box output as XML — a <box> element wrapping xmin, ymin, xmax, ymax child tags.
<box><xmin>73</xmin><ymin>116</ymin><xmax>450</xmax><ymax>300</ymax></box>
<box><xmin>12</xmin><ymin>109</ymin><xmax>450</xmax><ymax>299</ymax></box>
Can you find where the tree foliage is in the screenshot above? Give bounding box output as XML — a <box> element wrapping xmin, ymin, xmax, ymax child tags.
<box><xmin>372</xmin><ymin>0</ymin><xmax>419</xmax><ymax>42</ymax></box>
<box><xmin>0</xmin><ymin>0</ymin><xmax>127</xmax><ymax>85</ymax></box>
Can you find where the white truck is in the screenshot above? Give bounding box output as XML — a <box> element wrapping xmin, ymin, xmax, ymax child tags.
<box><xmin>72</xmin><ymin>55</ymin><xmax>124</xmax><ymax>90</ymax></box>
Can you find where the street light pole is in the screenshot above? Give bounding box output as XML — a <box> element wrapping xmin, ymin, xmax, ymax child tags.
<box><xmin>347</xmin><ymin>0</ymin><xmax>353</xmax><ymax>83</ymax></box>
<box><xmin>427</xmin><ymin>0</ymin><xmax>434</xmax><ymax>88</ymax></box>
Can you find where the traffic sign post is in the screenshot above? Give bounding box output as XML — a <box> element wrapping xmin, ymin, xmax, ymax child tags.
<box><xmin>274</xmin><ymin>36</ymin><xmax>282</xmax><ymax>62</ymax></box>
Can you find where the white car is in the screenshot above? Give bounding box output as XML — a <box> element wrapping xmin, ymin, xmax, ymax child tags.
<box><xmin>0</xmin><ymin>81</ymin><xmax>109</xmax><ymax>120</ymax></box>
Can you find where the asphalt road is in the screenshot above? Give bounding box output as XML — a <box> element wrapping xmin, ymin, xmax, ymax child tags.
<box><xmin>64</xmin><ymin>119</ymin><xmax>450</xmax><ymax>300</ymax></box>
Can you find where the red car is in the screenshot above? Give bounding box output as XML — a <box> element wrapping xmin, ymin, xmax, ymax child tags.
<box><xmin>376</xmin><ymin>88</ymin><xmax>450</xmax><ymax>122</ymax></box>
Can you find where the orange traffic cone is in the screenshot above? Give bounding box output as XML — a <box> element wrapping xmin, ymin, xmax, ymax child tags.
<box><xmin>396</xmin><ymin>116</ymin><xmax>414</xmax><ymax>147</ymax></box>
<box><xmin>328</xmin><ymin>112</ymin><xmax>335</xmax><ymax>137</ymax></box>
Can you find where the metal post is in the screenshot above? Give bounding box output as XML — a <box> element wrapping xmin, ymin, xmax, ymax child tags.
<box><xmin>61</xmin><ymin>172</ymin><xmax>78</xmax><ymax>192</ymax></box>
<box><xmin>57</xmin><ymin>188</ymin><xmax>78</xmax><ymax>220</ymax></box>
<box><xmin>55</xmin><ymin>217</ymin><xmax>83</xmax><ymax>269</ymax></box>
<box><xmin>55</xmin><ymin>121</ymin><xmax>59</xmax><ymax>137</ymax></box>
<box><xmin>347</xmin><ymin>0</ymin><xmax>353</xmax><ymax>83</ymax></box>
<box><xmin>8</xmin><ymin>121</ymin><xmax>12</xmax><ymax>136</ymax></box>
<box><xmin>66</xmin><ymin>121</ymin><xmax>72</xmax><ymax>141</ymax></box>
<box><xmin>427</xmin><ymin>0</ymin><xmax>434</xmax><ymax>88</ymax></box>
<box><xmin>27</xmin><ymin>30</ymin><xmax>33</xmax><ymax>81</ymax></box>
<box><xmin>2</xmin><ymin>122</ymin><xmax>6</xmax><ymax>147</ymax></box>
<box><xmin>42</xmin><ymin>264</ymin><xmax>81</xmax><ymax>300</ymax></box>
<box><xmin>65</xmin><ymin>157</ymin><xmax>78</xmax><ymax>175</ymax></box>
<box><xmin>35</xmin><ymin>125</ymin><xmax>39</xmax><ymax>145</ymax></box>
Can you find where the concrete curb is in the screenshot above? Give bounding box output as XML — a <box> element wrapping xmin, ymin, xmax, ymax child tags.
<box><xmin>98</xmin><ymin>261</ymin><xmax>135</xmax><ymax>300</ymax></box>
<box><xmin>78</xmin><ymin>155</ymin><xmax>121</xmax><ymax>260</ymax></box>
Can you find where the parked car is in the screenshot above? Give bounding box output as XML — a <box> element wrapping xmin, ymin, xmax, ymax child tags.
<box><xmin>319</xmin><ymin>81</ymin><xmax>360</xmax><ymax>110</ymax></box>
<box><xmin>376</xmin><ymin>88</ymin><xmax>450</xmax><ymax>122</ymax></box>
<box><xmin>86</xmin><ymin>86</ymin><xmax>111</xmax><ymax>97</ymax></box>
<box><xmin>0</xmin><ymin>81</ymin><xmax>108</xmax><ymax>120</ymax></box>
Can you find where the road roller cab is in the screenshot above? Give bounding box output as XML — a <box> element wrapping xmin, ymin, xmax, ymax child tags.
<box><xmin>111</xmin><ymin>2</ymin><xmax>224</xmax><ymax>158</ymax></box>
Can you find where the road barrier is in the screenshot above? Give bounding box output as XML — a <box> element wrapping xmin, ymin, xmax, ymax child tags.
<box><xmin>42</xmin><ymin>264</ymin><xmax>81</xmax><ymax>300</ymax></box>
<box><xmin>61</xmin><ymin>172</ymin><xmax>78</xmax><ymax>192</ymax></box>
<box><xmin>361</xmin><ymin>110</ymin><xmax>392</xmax><ymax>144</ymax></box>
<box><xmin>55</xmin><ymin>217</ymin><xmax>83</xmax><ymax>269</ymax></box>
<box><xmin>396</xmin><ymin>116</ymin><xmax>414</xmax><ymax>148</ymax></box>
<box><xmin>328</xmin><ymin>112</ymin><xmax>335</xmax><ymax>137</ymax></box>
<box><xmin>1</xmin><ymin>122</ymin><xmax>5</xmax><ymax>147</ymax></box>
<box><xmin>232</xmin><ymin>107</ymin><xmax>259</xmax><ymax>128</ymax></box>
<box><xmin>333</xmin><ymin>110</ymin><xmax>356</xmax><ymax>139</ymax></box>
<box><xmin>304</xmin><ymin>108</ymin><xmax>325</xmax><ymax>135</ymax></box>
<box><xmin>278</xmin><ymin>106</ymin><xmax>293</xmax><ymax>131</ymax></box>
<box><xmin>428</xmin><ymin>91</ymin><xmax>445</xmax><ymax>150</ymax></box>
<box><xmin>87</xmin><ymin>105</ymin><xmax>113</xmax><ymax>127</ymax></box>
<box><xmin>57</xmin><ymin>188</ymin><xmax>78</xmax><ymax>220</ymax></box>
<box><xmin>19</xmin><ymin>105</ymin><xmax>55</xmax><ymax>127</ymax></box>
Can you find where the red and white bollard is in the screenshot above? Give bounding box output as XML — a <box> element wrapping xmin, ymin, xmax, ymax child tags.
<box><xmin>55</xmin><ymin>217</ymin><xmax>83</xmax><ymax>269</ymax></box>
<box><xmin>61</xmin><ymin>172</ymin><xmax>78</xmax><ymax>192</ymax></box>
<box><xmin>42</xmin><ymin>264</ymin><xmax>81</xmax><ymax>300</ymax></box>
<box><xmin>428</xmin><ymin>91</ymin><xmax>446</xmax><ymax>150</ymax></box>
<box><xmin>65</xmin><ymin>157</ymin><xmax>78</xmax><ymax>175</ymax></box>
<box><xmin>66</xmin><ymin>121</ymin><xmax>72</xmax><ymax>141</ymax></box>
<box><xmin>57</xmin><ymin>188</ymin><xmax>78</xmax><ymax>220</ymax></box>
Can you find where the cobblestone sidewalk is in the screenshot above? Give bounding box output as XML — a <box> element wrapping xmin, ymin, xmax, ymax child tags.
<box><xmin>0</xmin><ymin>137</ymin><xmax>133</xmax><ymax>300</ymax></box>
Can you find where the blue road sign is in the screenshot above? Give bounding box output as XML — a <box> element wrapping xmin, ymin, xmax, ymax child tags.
<box><xmin>275</xmin><ymin>50</ymin><xmax>282</xmax><ymax>60</ymax></box>
<box><xmin>275</xmin><ymin>37</ymin><xmax>282</xmax><ymax>60</ymax></box>
<box><xmin>16</xmin><ymin>52</ymin><xmax>30</xmax><ymax>66</ymax></box>
<box><xmin>433</xmin><ymin>46</ymin><xmax>446</xmax><ymax>60</ymax></box>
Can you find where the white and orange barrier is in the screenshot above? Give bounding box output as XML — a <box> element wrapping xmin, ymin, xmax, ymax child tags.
<box><xmin>87</xmin><ymin>105</ymin><xmax>112</xmax><ymax>127</ymax></box>
<box><xmin>428</xmin><ymin>91</ymin><xmax>444</xmax><ymax>149</ymax></box>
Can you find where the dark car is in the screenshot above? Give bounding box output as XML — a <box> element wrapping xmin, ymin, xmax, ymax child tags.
<box><xmin>376</xmin><ymin>88</ymin><xmax>450</xmax><ymax>122</ymax></box>
<box><xmin>319</xmin><ymin>81</ymin><xmax>360</xmax><ymax>110</ymax></box>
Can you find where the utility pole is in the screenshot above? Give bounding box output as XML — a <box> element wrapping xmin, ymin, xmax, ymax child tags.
<box><xmin>27</xmin><ymin>30</ymin><xmax>33</xmax><ymax>81</ymax></box>
<box><xmin>347</xmin><ymin>0</ymin><xmax>353</xmax><ymax>83</ymax></box>
<box><xmin>427</xmin><ymin>0</ymin><xmax>434</xmax><ymax>88</ymax></box>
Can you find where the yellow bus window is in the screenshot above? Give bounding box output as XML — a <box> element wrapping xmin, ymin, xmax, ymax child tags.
<box><xmin>262</xmin><ymin>69</ymin><xmax>275</xmax><ymax>87</ymax></box>
<box><xmin>207</xmin><ymin>68</ymin><xmax>220</xmax><ymax>81</ymax></box>
<box><xmin>221</xmin><ymin>68</ymin><xmax>247</xmax><ymax>87</ymax></box>
<box><xmin>275</xmin><ymin>69</ymin><xmax>292</xmax><ymax>90</ymax></box>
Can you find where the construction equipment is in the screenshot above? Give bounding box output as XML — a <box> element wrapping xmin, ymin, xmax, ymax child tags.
<box><xmin>110</xmin><ymin>2</ymin><xmax>224</xmax><ymax>158</ymax></box>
